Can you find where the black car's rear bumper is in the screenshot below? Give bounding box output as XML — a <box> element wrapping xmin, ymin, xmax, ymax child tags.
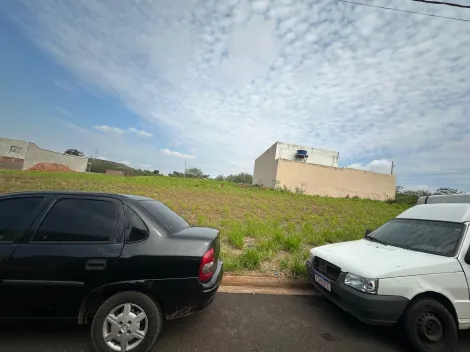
<box><xmin>306</xmin><ymin>259</ymin><xmax>409</xmax><ymax>326</ymax></box>
<box><xmin>160</xmin><ymin>260</ymin><xmax>223</xmax><ymax>320</ymax></box>
<box><xmin>198</xmin><ymin>260</ymin><xmax>224</xmax><ymax>310</ymax></box>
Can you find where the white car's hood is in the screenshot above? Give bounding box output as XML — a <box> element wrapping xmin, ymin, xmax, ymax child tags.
<box><xmin>310</xmin><ymin>239</ymin><xmax>462</xmax><ymax>279</ymax></box>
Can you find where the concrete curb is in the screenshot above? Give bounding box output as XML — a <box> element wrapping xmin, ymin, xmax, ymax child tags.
<box><xmin>221</xmin><ymin>276</ymin><xmax>312</xmax><ymax>290</ymax></box>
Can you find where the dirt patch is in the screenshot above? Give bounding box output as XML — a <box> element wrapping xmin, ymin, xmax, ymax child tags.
<box><xmin>259</xmin><ymin>250</ymin><xmax>291</xmax><ymax>278</ymax></box>
<box><xmin>27</xmin><ymin>163</ymin><xmax>75</xmax><ymax>172</ymax></box>
<box><xmin>243</xmin><ymin>237</ymin><xmax>256</xmax><ymax>248</ymax></box>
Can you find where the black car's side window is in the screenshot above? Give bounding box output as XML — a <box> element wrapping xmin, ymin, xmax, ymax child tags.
<box><xmin>0</xmin><ymin>197</ymin><xmax>45</xmax><ymax>243</ymax></box>
<box><xmin>124</xmin><ymin>205</ymin><xmax>149</xmax><ymax>243</ymax></box>
<box><xmin>32</xmin><ymin>199</ymin><xmax>117</xmax><ymax>243</ymax></box>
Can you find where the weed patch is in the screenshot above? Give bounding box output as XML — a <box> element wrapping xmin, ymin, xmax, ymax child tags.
<box><xmin>239</xmin><ymin>248</ymin><xmax>261</xmax><ymax>270</ymax></box>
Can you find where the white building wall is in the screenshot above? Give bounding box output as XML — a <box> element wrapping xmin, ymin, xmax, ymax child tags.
<box><xmin>23</xmin><ymin>143</ymin><xmax>89</xmax><ymax>172</ymax></box>
<box><xmin>0</xmin><ymin>138</ymin><xmax>29</xmax><ymax>159</ymax></box>
<box><xmin>252</xmin><ymin>143</ymin><xmax>279</xmax><ymax>187</ymax></box>
<box><xmin>274</xmin><ymin>142</ymin><xmax>339</xmax><ymax>167</ymax></box>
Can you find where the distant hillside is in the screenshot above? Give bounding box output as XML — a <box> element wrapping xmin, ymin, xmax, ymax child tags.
<box><xmin>89</xmin><ymin>158</ymin><xmax>159</xmax><ymax>176</ymax></box>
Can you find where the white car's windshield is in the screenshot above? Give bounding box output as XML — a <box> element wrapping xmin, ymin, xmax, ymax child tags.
<box><xmin>367</xmin><ymin>219</ymin><xmax>465</xmax><ymax>257</ymax></box>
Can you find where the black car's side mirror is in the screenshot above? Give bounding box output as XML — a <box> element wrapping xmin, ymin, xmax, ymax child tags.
<box><xmin>465</xmin><ymin>248</ymin><xmax>470</xmax><ymax>264</ymax></box>
<box><xmin>365</xmin><ymin>229</ymin><xmax>372</xmax><ymax>237</ymax></box>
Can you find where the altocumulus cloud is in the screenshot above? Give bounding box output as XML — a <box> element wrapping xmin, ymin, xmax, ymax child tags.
<box><xmin>161</xmin><ymin>148</ymin><xmax>196</xmax><ymax>160</ymax></box>
<box><xmin>346</xmin><ymin>159</ymin><xmax>392</xmax><ymax>175</ymax></box>
<box><xmin>5</xmin><ymin>0</ymin><xmax>470</xmax><ymax>189</ymax></box>
<box><xmin>94</xmin><ymin>125</ymin><xmax>125</xmax><ymax>135</ymax></box>
<box><xmin>128</xmin><ymin>128</ymin><xmax>153</xmax><ymax>138</ymax></box>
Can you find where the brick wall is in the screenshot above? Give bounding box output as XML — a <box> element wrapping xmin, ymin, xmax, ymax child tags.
<box><xmin>0</xmin><ymin>156</ymin><xmax>24</xmax><ymax>170</ymax></box>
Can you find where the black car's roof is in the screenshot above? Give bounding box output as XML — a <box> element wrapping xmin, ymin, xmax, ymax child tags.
<box><xmin>120</xmin><ymin>194</ymin><xmax>154</xmax><ymax>201</ymax></box>
<box><xmin>0</xmin><ymin>191</ymin><xmax>154</xmax><ymax>201</ymax></box>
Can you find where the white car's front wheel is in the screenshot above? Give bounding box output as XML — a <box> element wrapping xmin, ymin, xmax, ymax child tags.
<box><xmin>91</xmin><ymin>291</ymin><xmax>163</xmax><ymax>352</ymax></box>
<box><xmin>403</xmin><ymin>298</ymin><xmax>458</xmax><ymax>352</ymax></box>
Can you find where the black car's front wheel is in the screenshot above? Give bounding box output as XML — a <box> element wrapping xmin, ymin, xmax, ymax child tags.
<box><xmin>91</xmin><ymin>291</ymin><xmax>163</xmax><ymax>352</ymax></box>
<box><xmin>403</xmin><ymin>298</ymin><xmax>458</xmax><ymax>352</ymax></box>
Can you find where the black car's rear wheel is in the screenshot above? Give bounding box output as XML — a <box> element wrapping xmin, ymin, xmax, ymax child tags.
<box><xmin>403</xmin><ymin>298</ymin><xmax>458</xmax><ymax>352</ymax></box>
<box><xmin>91</xmin><ymin>291</ymin><xmax>163</xmax><ymax>352</ymax></box>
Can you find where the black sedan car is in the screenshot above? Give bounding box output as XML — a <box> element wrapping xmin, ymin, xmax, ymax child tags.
<box><xmin>0</xmin><ymin>191</ymin><xmax>223</xmax><ymax>352</ymax></box>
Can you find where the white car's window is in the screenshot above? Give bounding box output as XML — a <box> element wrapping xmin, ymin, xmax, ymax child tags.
<box><xmin>367</xmin><ymin>219</ymin><xmax>465</xmax><ymax>257</ymax></box>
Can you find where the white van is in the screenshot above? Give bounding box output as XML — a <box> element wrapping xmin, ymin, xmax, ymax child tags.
<box><xmin>306</xmin><ymin>194</ymin><xmax>470</xmax><ymax>352</ymax></box>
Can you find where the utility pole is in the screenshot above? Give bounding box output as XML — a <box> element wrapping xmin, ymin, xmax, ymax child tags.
<box><xmin>184</xmin><ymin>159</ymin><xmax>187</xmax><ymax>178</ymax></box>
<box><xmin>88</xmin><ymin>147</ymin><xmax>99</xmax><ymax>172</ymax></box>
<box><xmin>391</xmin><ymin>161</ymin><xmax>395</xmax><ymax>175</ymax></box>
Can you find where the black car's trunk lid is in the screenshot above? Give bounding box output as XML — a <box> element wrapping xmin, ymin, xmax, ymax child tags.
<box><xmin>173</xmin><ymin>227</ymin><xmax>221</xmax><ymax>282</ymax></box>
<box><xmin>173</xmin><ymin>226</ymin><xmax>220</xmax><ymax>261</ymax></box>
<box><xmin>172</xmin><ymin>226</ymin><xmax>219</xmax><ymax>241</ymax></box>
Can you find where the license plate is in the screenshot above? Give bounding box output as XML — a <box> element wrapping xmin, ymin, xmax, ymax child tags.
<box><xmin>314</xmin><ymin>271</ymin><xmax>331</xmax><ymax>292</ymax></box>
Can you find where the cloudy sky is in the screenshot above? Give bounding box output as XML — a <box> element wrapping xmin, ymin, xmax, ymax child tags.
<box><xmin>1</xmin><ymin>0</ymin><xmax>469</xmax><ymax>190</ymax></box>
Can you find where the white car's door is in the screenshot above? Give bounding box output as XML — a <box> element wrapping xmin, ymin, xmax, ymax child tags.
<box><xmin>457</xmin><ymin>224</ymin><xmax>470</xmax><ymax>329</ymax></box>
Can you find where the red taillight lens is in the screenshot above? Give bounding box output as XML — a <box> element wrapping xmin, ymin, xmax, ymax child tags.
<box><xmin>199</xmin><ymin>248</ymin><xmax>215</xmax><ymax>282</ymax></box>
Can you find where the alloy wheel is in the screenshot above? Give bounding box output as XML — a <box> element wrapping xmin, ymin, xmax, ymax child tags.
<box><xmin>102</xmin><ymin>303</ymin><xmax>148</xmax><ymax>352</ymax></box>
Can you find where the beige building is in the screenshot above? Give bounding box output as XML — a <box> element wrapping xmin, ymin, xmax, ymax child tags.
<box><xmin>0</xmin><ymin>137</ymin><xmax>89</xmax><ymax>172</ymax></box>
<box><xmin>253</xmin><ymin>142</ymin><xmax>396</xmax><ymax>201</ymax></box>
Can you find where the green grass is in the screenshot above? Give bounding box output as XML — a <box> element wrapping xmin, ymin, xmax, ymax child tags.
<box><xmin>227</xmin><ymin>223</ymin><xmax>244</xmax><ymax>249</ymax></box>
<box><xmin>0</xmin><ymin>170</ymin><xmax>410</xmax><ymax>279</ymax></box>
<box><xmin>239</xmin><ymin>248</ymin><xmax>262</xmax><ymax>270</ymax></box>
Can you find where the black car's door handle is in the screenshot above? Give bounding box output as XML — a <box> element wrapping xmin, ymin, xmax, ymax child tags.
<box><xmin>86</xmin><ymin>259</ymin><xmax>106</xmax><ymax>271</ymax></box>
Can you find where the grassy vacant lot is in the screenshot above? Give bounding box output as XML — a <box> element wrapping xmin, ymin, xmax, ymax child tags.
<box><xmin>0</xmin><ymin>170</ymin><xmax>410</xmax><ymax>279</ymax></box>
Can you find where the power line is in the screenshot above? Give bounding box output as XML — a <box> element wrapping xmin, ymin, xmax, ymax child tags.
<box><xmin>412</xmin><ymin>0</ymin><xmax>470</xmax><ymax>9</ymax></box>
<box><xmin>397</xmin><ymin>163</ymin><xmax>470</xmax><ymax>171</ymax></box>
<box><xmin>399</xmin><ymin>171</ymin><xmax>470</xmax><ymax>177</ymax></box>
<box><xmin>337</xmin><ymin>0</ymin><xmax>470</xmax><ymax>22</ymax></box>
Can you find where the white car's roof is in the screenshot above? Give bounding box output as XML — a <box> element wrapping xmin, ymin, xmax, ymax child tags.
<box><xmin>397</xmin><ymin>204</ymin><xmax>470</xmax><ymax>223</ymax></box>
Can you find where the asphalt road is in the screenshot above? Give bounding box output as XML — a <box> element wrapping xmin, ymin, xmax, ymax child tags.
<box><xmin>0</xmin><ymin>292</ymin><xmax>469</xmax><ymax>352</ymax></box>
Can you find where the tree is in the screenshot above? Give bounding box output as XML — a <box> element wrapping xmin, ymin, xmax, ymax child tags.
<box><xmin>64</xmin><ymin>149</ymin><xmax>84</xmax><ymax>157</ymax></box>
<box><xmin>215</xmin><ymin>175</ymin><xmax>225</xmax><ymax>181</ymax></box>
<box><xmin>169</xmin><ymin>168</ymin><xmax>209</xmax><ymax>179</ymax></box>
<box><xmin>153</xmin><ymin>170</ymin><xmax>160</xmax><ymax>175</ymax></box>
<box><xmin>185</xmin><ymin>167</ymin><xmax>209</xmax><ymax>179</ymax></box>
<box><xmin>169</xmin><ymin>171</ymin><xmax>185</xmax><ymax>177</ymax></box>
<box><xmin>434</xmin><ymin>187</ymin><xmax>462</xmax><ymax>195</ymax></box>
<box><xmin>391</xmin><ymin>186</ymin><xmax>463</xmax><ymax>205</ymax></box>
<box><xmin>225</xmin><ymin>172</ymin><xmax>253</xmax><ymax>184</ymax></box>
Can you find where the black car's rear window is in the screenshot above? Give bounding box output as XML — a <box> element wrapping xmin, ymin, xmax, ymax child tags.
<box><xmin>138</xmin><ymin>200</ymin><xmax>189</xmax><ymax>233</ymax></box>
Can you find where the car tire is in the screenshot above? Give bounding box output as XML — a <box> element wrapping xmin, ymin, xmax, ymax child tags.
<box><xmin>402</xmin><ymin>298</ymin><xmax>458</xmax><ymax>352</ymax></box>
<box><xmin>90</xmin><ymin>291</ymin><xmax>163</xmax><ymax>352</ymax></box>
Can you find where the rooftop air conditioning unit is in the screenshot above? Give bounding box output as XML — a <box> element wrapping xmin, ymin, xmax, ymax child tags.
<box><xmin>295</xmin><ymin>149</ymin><xmax>308</xmax><ymax>160</ymax></box>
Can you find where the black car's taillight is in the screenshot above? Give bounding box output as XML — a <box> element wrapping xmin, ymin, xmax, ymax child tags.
<box><xmin>199</xmin><ymin>247</ymin><xmax>215</xmax><ymax>283</ymax></box>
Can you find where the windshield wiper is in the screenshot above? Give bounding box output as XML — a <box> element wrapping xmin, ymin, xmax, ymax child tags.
<box><xmin>365</xmin><ymin>236</ymin><xmax>388</xmax><ymax>246</ymax></box>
